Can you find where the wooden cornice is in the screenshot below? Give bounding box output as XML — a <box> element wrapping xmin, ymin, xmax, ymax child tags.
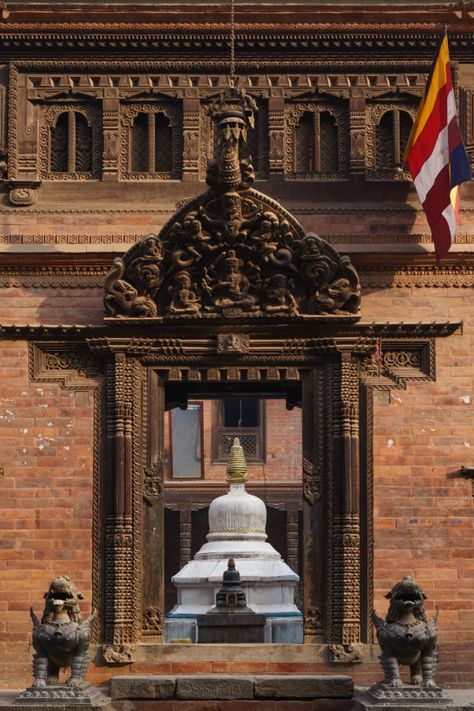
<box><xmin>0</xmin><ymin>3</ymin><xmax>473</xmax><ymax>28</ymax></box>
<box><xmin>1</xmin><ymin>250</ymin><xmax>474</xmax><ymax>269</ymax></box>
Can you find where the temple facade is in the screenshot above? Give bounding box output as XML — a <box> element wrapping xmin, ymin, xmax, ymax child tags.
<box><xmin>0</xmin><ymin>0</ymin><xmax>473</xmax><ymax>692</ymax></box>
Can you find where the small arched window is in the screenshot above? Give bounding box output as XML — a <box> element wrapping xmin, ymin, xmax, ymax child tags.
<box><xmin>295</xmin><ymin>110</ymin><xmax>339</xmax><ymax>174</ymax></box>
<box><xmin>49</xmin><ymin>111</ymin><xmax>92</xmax><ymax>173</ymax></box>
<box><xmin>131</xmin><ymin>111</ymin><xmax>173</xmax><ymax>173</ymax></box>
<box><xmin>376</xmin><ymin>109</ymin><xmax>414</xmax><ymax>171</ymax></box>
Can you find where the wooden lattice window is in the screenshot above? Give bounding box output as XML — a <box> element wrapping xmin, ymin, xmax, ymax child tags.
<box><xmin>130</xmin><ymin>110</ymin><xmax>173</xmax><ymax>174</ymax></box>
<box><xmin>286</xmin><ymin>104</ymin><xmax>345</xmax><ymax>178</ymax></box>
<box><xmin>49</xmin><ymin>110</ymin><xmax>93</xmax><ymax>173</ymax></box>
<box><xmin>294</xmin><ymin>110</ymin><xmax>338</xmax><ymax>175</ymax></box>
<box><xmin>212</xmin><ymin>398</ymin><xmax>266</xmax><ymax>464</ymax></box>
<box><xmin>375</xmin><ymin>109</ymin><xmax>413</xmax><ymax>171</ymax></box>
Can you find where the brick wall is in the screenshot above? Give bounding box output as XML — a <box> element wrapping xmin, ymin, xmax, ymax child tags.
<box><xmin>0</xmin><ymin>285</ymin><xmax>473</xmax><ymax>687</ymax></box>
<box><xmin>364</xmin><ymin>285</ymin><xmax>474</xmax><ymax>686</ymax></box>
<box><xmin>0</xmin><ymin>341</ymin><xmax>95</xmax><ymax>687</ymax></box>
<box><xmin>164</xmin><ymin>399</ymin><xmax>302</xmax><ymax>482</ymax></box>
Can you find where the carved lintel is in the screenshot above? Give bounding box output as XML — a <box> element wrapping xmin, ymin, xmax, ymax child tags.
<box><xmin>216</xmin><ymin>333</ymin><xmax>250</xmax><ymax>354</ymax></box>
<box><xmin>328</xmin><ymin>643</ymin><xmax>363</xmax><ymax>664</ymax></box>
<box><xmin>102</xmin><ymin>644</ymin><xmax>135</xmax><ymax>664</ymax></box>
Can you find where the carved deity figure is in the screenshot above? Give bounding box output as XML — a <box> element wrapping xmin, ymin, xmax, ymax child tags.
<box><xmin>203</xmin><ymin>250</ymin><xmax>259</xmax><ymax>311</ymax></box>
<box><xmin>253</xmin><ymin>211</ymin><xmax>293</xmax><ymax>268</ymax></box>
<box><xmin>372</xmin><ymin>576</ymin><xmax>438</xmax><ymax>689</ymax></box>
<box><xmin>197</xmin><ymin>192</ymin><xmax>261</xmax><ymax>248</ymax></box>
<box><xmin>29</xmin><ymin>576</ymin><xmax>97</xmax><ymax>688</ymax></box>
<box><xmin>167</xmin><ymin>271</ymin><xmax>201</xmax><ymax>315</ymax></box>
<box><xmin>263</xmin><ymin>273</ymin><xmax>298</xmax><ymax>314</ymax></box>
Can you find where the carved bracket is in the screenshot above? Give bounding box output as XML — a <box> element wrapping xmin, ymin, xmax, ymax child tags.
<box><xmin>361</xmin><ymin>339</ymin><xmax>435</xmax><ymax>390</ymax></box>
<box><xmin>30</xmin><ymin>342</ymin><xmax>103</xmax><ymax>390</ymax></box>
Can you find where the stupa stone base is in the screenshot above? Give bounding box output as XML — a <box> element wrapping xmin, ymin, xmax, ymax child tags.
<box><xmin>165</xmin><ymin>614</ymin><xmax>303</xmax><ymax>643</ymax></box>
<box><xmin>197</xmin><ymin>611</ymin><xmax>266</xmax><ymax>643</ymax></box>
<box><xmin>353</xmin><ymin>683</ymin><xmax>466</xmax><ymax>711</ymax></box>
<box><xmin>13</xmin><ymin>684</ymin><xmax>110</xmax><ymax>710</ymax></box>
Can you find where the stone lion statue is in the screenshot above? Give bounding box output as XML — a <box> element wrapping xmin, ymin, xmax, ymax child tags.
<box><xmin>30</xmin><ymin>576</ymin><xmax>97</xmax><ymax>688</ymax></box>
<box><xmin>372</xmin><ymin>576</ymin><xmax>438</xmax><ymax>689</ymax></box>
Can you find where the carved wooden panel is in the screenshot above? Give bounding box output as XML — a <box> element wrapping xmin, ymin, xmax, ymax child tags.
<box><xmin>365</xmin><ymin>102</ymin><xmax>417</xmax><ymax>180</ymax></box>
<box><xmin>120</xmin><ymin>102</ymin><xmax>182</xmax><ymax>180</ymax></box>
<box><xmin>285</xmin><ymin>101</ymin><xmax>349</xmax><ymax>180</ymax></box>
<box><xmin>39</xmin><ymin>103</ymin><xmax>102</xmax><ymax>180</ymax></box>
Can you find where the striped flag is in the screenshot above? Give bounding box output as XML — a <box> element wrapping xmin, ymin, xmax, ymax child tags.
<box><xmin>404</xmin><ymin>29</ymin><xmax>472</xmax><ymax>259</ymax></box>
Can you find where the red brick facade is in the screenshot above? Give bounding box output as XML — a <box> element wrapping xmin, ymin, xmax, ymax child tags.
<box><xmin>0</xmin><ymin>0</ymin><xmax>473</xmax><ymax>693</ymax></box>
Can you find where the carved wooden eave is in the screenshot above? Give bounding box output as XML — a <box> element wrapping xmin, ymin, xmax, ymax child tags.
<box><xmin>1</xmin><ymin>7</ymin><xmax>474</xmax><ymax>59</ymax></box>
<box><xmin>2</xmin><ymin>32</ymin><xmax>474</xmax><ymax>59</ymax></box>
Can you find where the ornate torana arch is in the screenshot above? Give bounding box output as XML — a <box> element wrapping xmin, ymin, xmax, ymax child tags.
<box><xmin>105</xmin><ymin>88</ymin><xmax>360</xmax><ymax>320</ymax></box>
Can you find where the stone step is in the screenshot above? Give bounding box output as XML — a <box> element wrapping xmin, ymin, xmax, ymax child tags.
<box><xmin>111</xmin><ymin>673</ymin><xmax>354</xmax><ymax>701</ymax></box>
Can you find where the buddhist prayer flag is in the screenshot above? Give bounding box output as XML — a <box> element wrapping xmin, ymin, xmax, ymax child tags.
<box><xmin>404</xmin><ymin>29</ymin><xmax>472</xmax><ymax>259</ymax></box>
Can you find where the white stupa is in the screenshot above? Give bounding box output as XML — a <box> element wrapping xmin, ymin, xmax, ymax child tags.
<box><xmin>165</xmin><ymin>438</ymin><xmax>303</xmax><ymax>643</ymax></box>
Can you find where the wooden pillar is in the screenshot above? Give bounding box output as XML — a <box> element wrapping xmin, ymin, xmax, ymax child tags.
<box><xmin>302</xmin><ymin>365</ymin><xmax>326</xmax><ymax>642</ymax></box>
<box><xmin>303</xmin><ymin>347</ymin><xmax>364</xmax><ymax>645</ymax></box>
<box><xmin>349</xmin><ymin>93</ymin><xmax>366</xmax><ymax>177</ymax></box>
<box><xmin>142</xmin><ymin>368</ymin><xmax>166</xmax><ymax>639</ymax></box>
<box><xmin>182</xmin><ymin>98</ymin><xmax>200</xmax><ymax>181</ymax></box>
<box><xmin>104</xmin><ymin>352</ymin><xmax>139</xmax><ymax>645</ymax></box>
<box><xmin>268</xmin><ymin>97</ymin><xmax>285</xmax><ymax>179</ymax></box>
<box><xmin>179</xmin><ymin>508</ymin><xmax>192</xmax><ymax>570</ymax></box>
<box><xmin>286</xmin><ymin>507</ymin><xmax>299</xmax><ymax>575</ymax></box>
<box><xmin>102</xmin><ymin>91</ymin><xmax>120</xmax><ymax>180</ymax></box>
<box><xmin>332</xmin><ymin>348</ymin><xmax>362</xmax><ymax>644</ymax></box>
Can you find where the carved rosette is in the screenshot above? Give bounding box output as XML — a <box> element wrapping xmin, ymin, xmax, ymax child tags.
<box><xmin>104</xmin><ymin>89</ymin><xmax>360</xmax><ymax>320</ymax></box>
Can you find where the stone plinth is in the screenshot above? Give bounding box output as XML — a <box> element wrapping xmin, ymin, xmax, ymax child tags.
<box><xmin>13</xmin><ymin>684</ymin><xmax>110</xmax><ymax>710</ymax></box>
<box><xmin>353</xmin><ymin>683</ymin><xmax>461</xmax><ymax>711</ymax></box>
<box><xmin>110</xmin><ymin>673</ymin><xmax>354</xmax><ymax>702</ymax></box>
<box><xmin>197</xmin><ymin>611</ymin><xmax>266</xmax><ymax>643</ymax></box>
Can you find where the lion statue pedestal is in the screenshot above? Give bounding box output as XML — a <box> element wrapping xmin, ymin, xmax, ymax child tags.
<box><xmin>14</xmin><ymin>576</ymin><xmax>110</xmax><ymax>710</ymax></box>
<box><xmin>353</xmin><ymin>576</ymin><xmax>459</xmax><ymax>711</ymax></box>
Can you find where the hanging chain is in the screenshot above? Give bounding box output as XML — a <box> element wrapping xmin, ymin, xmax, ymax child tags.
<box><xmin>229</xmin><ymin>0</ymin><xmax>236</xmax><ymax>85</ymax></box>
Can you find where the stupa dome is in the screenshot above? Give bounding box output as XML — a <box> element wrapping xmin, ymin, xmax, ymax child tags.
<box><xmin>166</xmin><ymin>434</ymin><xmax>303</xmax><ymax>643</ymax></box>
<box><xmin>207</xmin><ymin>438</ymin><xmax>267</xmax><ymax>541</ymax></box>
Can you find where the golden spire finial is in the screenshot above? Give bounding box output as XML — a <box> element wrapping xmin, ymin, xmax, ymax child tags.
<box><xmin>226</xmin><ymin>437</ymin><xmax>248</xmax><ymax>484</ymax></box>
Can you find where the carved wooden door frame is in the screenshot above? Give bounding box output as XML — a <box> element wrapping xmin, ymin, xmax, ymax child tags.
<box><xmin>45</xmin><ymin>320</ymin><xmax>455</xmax><ymax>663</ymax></box>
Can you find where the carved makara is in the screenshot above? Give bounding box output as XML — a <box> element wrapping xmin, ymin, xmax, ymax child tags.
<box><xmin>105</xmin><ymin>87</ymin><xmax>360</xmax><ymax>319</ymax></box>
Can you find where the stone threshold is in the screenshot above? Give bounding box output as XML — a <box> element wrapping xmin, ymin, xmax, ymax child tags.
<box><xmin>111</xmin><ymin>674</ymin><xmax>354</xmax><ymax>701</ymax></box>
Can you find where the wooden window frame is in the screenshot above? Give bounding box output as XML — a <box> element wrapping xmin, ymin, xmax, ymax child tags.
<box><xmin>168</xmin><ymin>400</ymin><xmax>204</xmax><ymax>480</ymax></box>
<box><xmin>211</xmin><ymin>399</ymin><xmax>266</xmax><ymax>465</ymax></box>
